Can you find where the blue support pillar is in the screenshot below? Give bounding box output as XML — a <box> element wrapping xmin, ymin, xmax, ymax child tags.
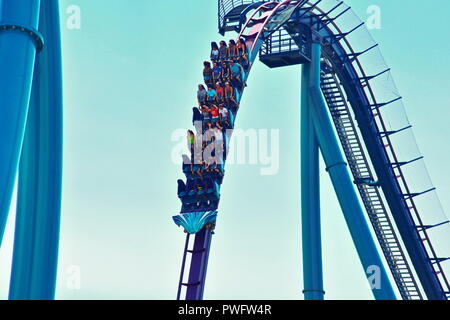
<box><xmin>308</xmin><ymin>37</ymin><xmax>396</xmax><ymax>300</ymax></box>
<box><xmin>0</xmin><ymin>0</ymin><xmax>42</xmax><ymax>247</ymax></box>
<box><xmin>301</xmin><ymin>63</ymin><xmax>324</xmax><ymax>300</ymax></box>
<box><xmin>8</xmin><ymin>0</ymin><xmax>63</xmax><ymax>300</ymax></box>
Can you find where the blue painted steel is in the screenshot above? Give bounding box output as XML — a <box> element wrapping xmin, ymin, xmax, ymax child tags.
<box><xmin>320</xmin><ymin>25</ymin><xmax>447</xmax><ymax>300</ymax></box>
<box><xmin>177</xmin><ymin>234</ymin><xmax>191</xmax><ymax>300</ymax></box>
<box><xmin>185</xmin><ymin>228</ymin><xmax>213</xmax><ymax>300</ymax></box>
<box><xmin>215</xmin><ymin>0</ymin><xmax>449</xmax><ymax>300</ymax></box>
<box><xmin>218</xmin><ymin>0</ymin><xmax>266</xmax><ymax>35</ymax></box>
<box><xmin>0</xmin><ymin>23</ymin><xmax>44</xmax><ymax>51</ymax></box>
<box><xmin>177</xmin><ymin>1</ymin><xmax>312</xmax><ymax>301</ymax></box>
<box><xmin>308</xmin><ymin>40</ymin><xmax>396</xmax><ymax>300</ymax></box>
<box><xmin>345</xmin><ymin>79</ymin><xmax>446</xmax><ymax>300</ymax></box>
<box><xmin>9</xmin><ymin>0</ymin><xmax>63</xmax><ymax>300</ymax></box>
<box><xmin>0</xmin><ymin>0</ymin><xmax>42</xmax><ymax>246</ymax></box>
<box><xmin>173</xmin><ymin>211</ymin><xmax>217</xmax><ymax>234</ymax></box>
<box><xmin>300</xmin><ymin>63</ymin><xmax>324</xmax><ymax>300</ymax></box>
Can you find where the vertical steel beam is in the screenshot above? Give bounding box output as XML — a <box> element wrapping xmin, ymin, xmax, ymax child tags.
<box><xmin>9</xmin><ymin>0</ymin><xmax>63</xmax><ymax>300</ymax></box>
<box><xmin>308</xmin><ymin>37</ymin><xmax>396</xmax><ymax>300</ymax></box>
<box><xmin>0</xmin><ymin>0</ymin><xmax>42</xmax><ymax>247</ymax></box>
<box><xmin>301</xmin><ymin>63</ymin><xmax>324</xmax><ymax>300</ymax></box>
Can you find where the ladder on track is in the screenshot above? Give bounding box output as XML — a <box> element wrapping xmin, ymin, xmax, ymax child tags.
<box><xmin>177</xmin><ymin>228</ymin><xmax>214</xmax><ymax>300</ymax></box>
<box><xmin>319</xmin><ymin>67</ymin><xmax>423</xmax><ymax>300</ymax></box>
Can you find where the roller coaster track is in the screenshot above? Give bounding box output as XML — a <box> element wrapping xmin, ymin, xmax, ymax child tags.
<box><xmin>174</xmin><ymin>0</ymin><xmax>450</xmax><ymax>300</ymax></box>
<box><xmin>312</xmin><ymin>1</ymin><xmax>450</xmax><ymax>299</ymax></box>
<box><xmin>320</xmin><ymin>68</ymin><xmax>422</xmax><ymax>300</ymax></box>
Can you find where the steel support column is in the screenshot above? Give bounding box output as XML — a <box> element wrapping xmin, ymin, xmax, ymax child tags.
<box><xmin>307</xmin><ymin>37</ymin><xmax>396</xmax><ymax>300</ymax></box>
<box><xmin>0</xmin><ymin>0</ymin><xmax>42</xmax><ymax>247</ymax></box>
<box><xmin>301</xmin><ymin>62</ymin><xmax>324</xmax><ymax>300</ymax></box>
<box><xmin>9</xmin><ymin>0</ymin><xmax>63</xmax><ymax>300</ymax></box>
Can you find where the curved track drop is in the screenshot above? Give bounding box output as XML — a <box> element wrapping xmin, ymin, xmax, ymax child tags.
<box><xmin>174</xmin><ymin>0</ymin><xmax>450</xmax><ymax>300</ymax></box>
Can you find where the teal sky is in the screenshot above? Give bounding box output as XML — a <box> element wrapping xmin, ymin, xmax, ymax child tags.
<box><xmin>0</xmin><ymin>0</ymin><xmax>449</xmax><ymax>300</ymax></box>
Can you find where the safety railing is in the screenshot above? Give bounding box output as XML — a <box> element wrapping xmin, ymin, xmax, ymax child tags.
<box><xmin>260</xmin><ymin>27</ymin><xmax>310</xmax><ymax>59</ymax></box>
<box><xmin>260</xmin><ymin>28</ymin><xmax>298</xmax><ymax>54</ymax></box>
<box><xmin>218</xmin><ymin>0</ymin><xmax>273</xmax><ymax>33</ymax></box>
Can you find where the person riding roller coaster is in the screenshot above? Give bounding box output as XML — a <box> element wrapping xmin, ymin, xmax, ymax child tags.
<box><xmin>228</xmin><ymin>39</ymin><xmax>237</xmax><ymax>61</ymax></box>
<box><xmin>221</xmin><ymin>62</ymin><xmax>230</xmax><ymax>82</ymax></box>
<box><xmin>210</xmin><ymin>104</ymin><xmax>220</xmax><ymax>127</ymax></box>
<box><xmin>197</xmin><ymin>84</ymin><xmax>207</xmax><ymax>106</ymax></box>
<box><xmin>218</xmin><ymin>104</ymin><xmax>229</xmax><ymax>127</ymax></box>
<box><xmin>201</xmin><ymin>104</ymin><xmax>211</xmax><ymax>125</ymax></box>
<box><xmin>187</xmin><ymin>130</ymin><xmax>195</xmax><ymax>154</ymax></box>
<box><xmin>212</xmin><ymin>62</ymin><xmax>222</xmax><ymax>83</ymax></box>
<box><xmin>229</xmin><ymin>60</ymin><xmax>243</xmax><ymax>88</ymax></box>
<box><xmin>203</xmin><ymin>61</ymin><xmax>213</xmax><ymax>86</ymax></box>
<box><xmin>224</xmin><ymin>81</ymin><xmax>238</xmax><ymax>110</ymax></box>
<box><xmin>219</xmin><ymin>40</ymin><xmax>228</xmax><ymax>61</ymax></box>
<box><xmin>215</xmin><ymin>82</ymin><xmax>224</xmax><ymax>103</ymax></box>
<box><xmin>237</xmin><ymin>38</ymin><xmax>248</xmax><ymax>66</ymax></box>
<box><xmin>210</xmin><ymin>41</ymin><xmax>219</xmax><ymax>63</ymax></box>
<box><xmin>206</xmin><ymin>85</ymin><xmax>216</xmax><ymax>105</ymax></box>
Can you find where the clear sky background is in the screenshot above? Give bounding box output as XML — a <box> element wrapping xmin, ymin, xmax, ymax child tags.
<box><xmin>0</xmin><ymin>0</ymin><xmax>449</xmax><ymax>300</ymax></box>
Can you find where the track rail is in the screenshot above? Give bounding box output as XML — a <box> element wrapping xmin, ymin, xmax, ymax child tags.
<box><xmin>175</xmin><ymin>0</ymin><xmax>306</xmax><ymax>300</ymax></box>
<box><xmin>176</xmin><ymin>0</ymin><xmax>450</xmax><ymax>300</ymax></box>
<box><xmin>301</xmin><ymin>1</ymin><xmax>449</xmax><ymax>299</ymax></box>
<box><xmin>320</xmin><ymin>68</ymin><xmax>422</xmax><ymax>300</ymax></box>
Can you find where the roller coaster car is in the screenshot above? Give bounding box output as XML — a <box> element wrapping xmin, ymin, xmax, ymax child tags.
<box><xmin>182</xmin><ymin>157</ymin><xmax>225</xmax><ymax>181</ymax></box>
<box><xmin>177</xmin><ymin>179</ymin><xmax>187</xmax><ymax>197</ymax></box>
<box><xmin>227</xmin><ymin>110</ymin><xmax>236</xmax><ymax>129</ymax></box>
<box><xmin>192</xmin><ymin>107</ymin><xmax>202</xmax><ymax>124</ymax></box>
<box><xmin>177</xmin><ymin>179</ymin><xmax>197</xmax><ymax>201</ymax></box>
<box><xmin>205</xmin><ymin>170</ymin><xmax>224</xmax><ymax>186</ymax></box>
<box><xmin>182</xmin><ymin>163</ymin><xmax>196</xmax><ymax>180</ymax></box>
<box><xmin>202</xmin><ymin>199</ymin><xmax>220</xmax><ymax>212</ymax></box>
<box><xmin>182</xmin><ymin>154</ymin><xmax>203</xmax><ymax>179</ymax></box>
<box><xmin>178</xmin><ymin>177</ymin><xmax>220</xmax><ymax>204</ymax></box>
<box><xmin>181</xmin><ymin>199</ymin><xmax>220</xmax><ymax>214</ymax></box>
<box><xmin>205</xmin><ymin>221</ymin><xmax>216</xmax><ymax>231</ymax></box>
<box><xmin>206</xmin><ymin>164</ymin><xmax>225</xmax><ymax>179</ymax></box>
<box><xmin>182</xmin><ymin>154</ymin><xmax>192</xmax><ymax>170</ymax></box>
<box><xmin>232</xmin><ymin>80</ymin><xmax>244</xmax><ymax>93</ymax></box>
<box><xmin>205</xmin><ymin>178</ymin><xmax>220</xmax><ymax>198</ymax></box>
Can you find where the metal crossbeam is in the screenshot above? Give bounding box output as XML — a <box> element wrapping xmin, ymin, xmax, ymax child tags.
<box><xmin>379</xmin><ymin>125</ymin><xmax>412</xmax><ymax>137</ymax></box>
<box><xmin>341</xmin><ymin>44</ymin><xmax>379</xmax><ymax>65</ymax></box>
<box><xmin>416</xmin><ymin>221</ymin><xmax>449</xmax><ymax>231</ymax></box>
<box><xmin>324</xmin><ymin>22</ymin><xmax>365</xmax><ymax>44</ymax></box>
<box><xmin>370</xmin><ymin>97</ymin><xmax>402</xmax><ymax>110</ymax></box>
<box><xmin>358</xmin><ymin>68</ymin><xmax>391</xmax><ymax>86</ymax></box>
<box><xmin>320</xmin><ymin>6</ymin><xmax>351</xmax><ymax>29</ymax></box>
<box><xmin>430</xmin><ymin>258</ymin><xmax>450</xmax><ymax>264</ymax></box>
<box><xmin>390</xmin><ymin>156</ymin><xmax>424</xmax><ymax>168</ymax></box>
<box><xmin>296</xmin><ymin>0</ymin><xmax>323</xmax><ymax>19</ymax></box>
<box><xmin>403</xmin><ymin>188</ymin><xmax>436</xmax><ymax>200</ymax></box>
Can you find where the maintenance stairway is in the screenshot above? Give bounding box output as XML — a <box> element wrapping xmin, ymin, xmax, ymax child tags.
<box><xmin>319</xmin><ymin>64</ymin><xmax>423</xmax><ymax>300</ymax></box>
